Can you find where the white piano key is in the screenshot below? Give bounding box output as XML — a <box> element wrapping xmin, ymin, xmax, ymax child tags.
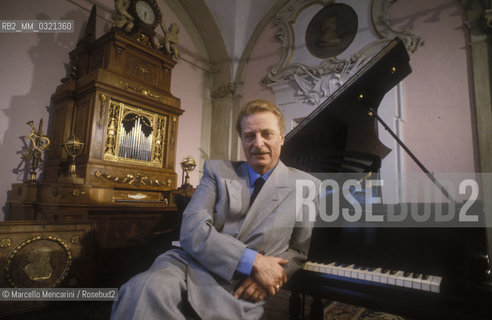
<box><xmin>344</xmin><ymin>264</ymin><xmax>355</xmax><ymax>278</ymax></box>
<box><xmin>350</xmin><ymin>266</ymin><xmax>359</xmax><ymax>278</ymax></box>
<box><xmin>421</xmin><ymin>275</ymin><xmax>433</xmax><ymax>292</ymax></box>
<box><xmin>357</xmin><ymin>268</ymin><xmax>369</xmax><ymax>280</ymax></box>
<box><xmin>364</xmin><ymin>268</ymin><xmax>374</xmax><ymax>282</ymax></box>
<box><xmin>371</xmin><ymin>268</ymin><xmax>383</xmax><ymax>283</ymax></box>
<box><xmin>329</xmin><ymin>263</ymin><xmax>342</xmax><ymax>276</ymax></box>
<box><xmin>403</xmin><ymin>273</ymin><xmax>413</xmax><ymax>288</ymax></box>
<box><xmin>303</xmin><ymin>261</ymin><xmax>441</xmax><ymax>293</ymax></box>
<box><xmin>387</xmin><ymin>271</ymin><xmax>401</xmax><ymax>285</ymax></box>
<box><xmin>395</xmin><ymin>271</ymin><xmax>406</xmax><ymax>287</ymax></box>
<box><xmin>337</xmin><ymin>266</ymin><xmax>345</xmax><ymax>277</ymax></box>
<box><xmin>412</xmin><ymin>274</ymin><xmax>423</xmax><ymax>290</ymax></box>
<box><xmin>379</xmin><ymin>269</ymin><xmax>389</xmax><ymax>284</ymax></box>
<box><xmin>430</xmin><ymin>276</ymin><xmax>442</xmax><ymax>293</ymax></box>
<box><xmin>326</xmin><ymin>262</ymin><xmax>336</xmax><ymax>275</ymax></box>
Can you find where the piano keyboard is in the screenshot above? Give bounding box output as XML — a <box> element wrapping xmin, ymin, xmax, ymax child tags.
<box><xmin>304</xmin><ymin>261</ymin><xmax>442</xmax><ymax>293</ymax></box>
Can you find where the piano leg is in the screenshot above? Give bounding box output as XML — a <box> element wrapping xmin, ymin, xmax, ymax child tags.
<box><xmin>289</xmin><ymin>291</ymin><xmax>302</xmax><ymax>320</ymax></box>
<box><xmin>311</xmin><ymin>296</ymin><xmax>323</xmax><ymax>320</ymax></box>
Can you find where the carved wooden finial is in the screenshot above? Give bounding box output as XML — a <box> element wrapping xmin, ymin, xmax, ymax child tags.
<box><xmin>78</xmin><ymin>5</ymin><xmax>97</xmax><ymax>45</ymax></box>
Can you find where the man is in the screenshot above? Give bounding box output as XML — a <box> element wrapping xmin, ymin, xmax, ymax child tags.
<box><xmin>111</xmin><ymin>99</ymin><xmax>318</xmax><ymax>319</ymax></box>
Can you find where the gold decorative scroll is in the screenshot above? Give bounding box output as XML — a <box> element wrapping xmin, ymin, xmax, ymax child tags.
<box><xmin>94</xmin><ymin>170</ymin><xmax>173</xmax><ymax>187</ymax></box>
<box><xmin>104</xmin><ymin>100</ymin><xmax>168</xmax><ymax>167</ymax></box>
<box><xmin>120</xmin><ymin>81</ymin><xmax>160</xmax><ymax>100</ymax></box>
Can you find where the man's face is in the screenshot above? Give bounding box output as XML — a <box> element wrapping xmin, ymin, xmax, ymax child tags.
<box><xmin>240</xmin><ymin>111</ymin><xmax>284</xmax><ymax>175</ymax></box>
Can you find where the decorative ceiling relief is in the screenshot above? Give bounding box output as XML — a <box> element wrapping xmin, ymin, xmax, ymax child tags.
<box><xmin>265</xmin><ymin>0</ymin><xmax>423</xmax><ymax>105</ymax></box>
<box><xmin>371</xmin><ymin>0</ymin><xmax>424</xmax><ymax>53</ymax></box>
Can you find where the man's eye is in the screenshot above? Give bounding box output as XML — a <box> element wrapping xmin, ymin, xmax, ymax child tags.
<box><xmin>243</xmin><ymin>134</ymin><xmax>255</xmax><ymax>141</ymax></box>
<box><xmin>262</xmin><ymin>132</ymin><xmax>273</xmax><ymax>139</ymax></box>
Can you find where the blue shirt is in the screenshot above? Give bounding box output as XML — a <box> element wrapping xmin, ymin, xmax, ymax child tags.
<box><xmin>235</xmin><ymin>164</ymin><xmax>275</xmax><ymax>276</ymax></box>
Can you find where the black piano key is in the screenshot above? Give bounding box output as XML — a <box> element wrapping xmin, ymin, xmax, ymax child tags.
<box><xmin>368</xmin><ymin>267</ymin><xmax>376</xmax><ymax>272</ymax></box>
<box><xmin>422</xmin><ymin>274</ymin><xmax>429</xmax><ymax>280</ymax></box>
<box><xmin>403</xmin><ymin>271</ymin><xmax>412</xmax><ymax>277</ymax></box>
<box><xmin>412</xmin><ymin>273</ymin><xmax>421</xmax><ymax>279</ymax></box>
<box><xmin>381</xmin><ymin>268</ymin><xmax>390</xmax><ymax>274</ymax></box>
<box><xmin>389</xmin><ymin>269</ymin><xmax>398</xmax><ymax>275</ymax></box>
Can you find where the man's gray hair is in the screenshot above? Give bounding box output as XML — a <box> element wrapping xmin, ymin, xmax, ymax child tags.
<box><xmin>236</xmin><ymin>99</ymin><xmax>286</xmax><ymax>136</ymax></box>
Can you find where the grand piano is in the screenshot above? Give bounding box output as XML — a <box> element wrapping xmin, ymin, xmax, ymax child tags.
<box><xmin>281</xmin><ymin>38</ymin><xmax>492</xmax><ymax>320</ymax></box>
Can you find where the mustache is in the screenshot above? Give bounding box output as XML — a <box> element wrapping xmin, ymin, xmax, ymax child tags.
<box><xmin>251</xmin><ymin>147</ymin><xmax>270</xmax><ymax>155</ymax></box>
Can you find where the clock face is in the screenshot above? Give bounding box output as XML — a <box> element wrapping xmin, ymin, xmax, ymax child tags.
<box><xmin>135</xmin><ymin>1</ymin><xmax>156</xmax><ymax>25</ymax></box>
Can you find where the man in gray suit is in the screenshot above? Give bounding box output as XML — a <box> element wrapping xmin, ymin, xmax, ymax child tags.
<box><xmin>111</xmin><ymin>99</ymin><xmax>318</xmax><ymax>319</ymax></box>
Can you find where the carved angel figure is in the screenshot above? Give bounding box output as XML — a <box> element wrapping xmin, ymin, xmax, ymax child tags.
<box><xmin>160</xmin><ymin>21</ymin><xmax>179</xmax><ymax>60</ymax></box>
<box><xmin>112</xmin><ymin>0</ymin><xmax>134</xmax><ymax>32</ymax></box>
<box><xmin>293</xmin><ymin>71</ymin><xmax>341</xmax><ymax>105</ymax></box>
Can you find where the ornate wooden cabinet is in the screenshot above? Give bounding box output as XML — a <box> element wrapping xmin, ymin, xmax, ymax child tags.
<box><xmin>8</xmin><ymin>6</ymin><xmax>184</xmax><ymax>284</ymax></box>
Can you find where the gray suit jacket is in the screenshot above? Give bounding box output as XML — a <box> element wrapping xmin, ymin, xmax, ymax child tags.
<box><xmin>177</xmin><ymin>160</ymin><xmax>318</xmax><ymax>319</ymax></box>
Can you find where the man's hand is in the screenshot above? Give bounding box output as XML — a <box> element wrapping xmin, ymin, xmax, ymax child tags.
<box><xmin>251</xmin><ymin>254</ymin><xmax>288</xmax><ymax>296</ymax></box>
<box><xmin>234</xmin><ymin>277</ymin><xmax>267</xmax><ymax>302</ymax></box>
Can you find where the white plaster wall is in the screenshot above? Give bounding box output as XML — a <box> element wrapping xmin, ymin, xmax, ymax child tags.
<box><xmin>0</xmin><ymin>0</ymin><xmax>206</xmax><ymax>220</ymax></box>
<box><xmin>389</xmin><ymin>0</ymin><xmax>476</xmax><ymax>201</ymax></box>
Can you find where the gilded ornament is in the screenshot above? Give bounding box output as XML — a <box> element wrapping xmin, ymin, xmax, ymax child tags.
<box><xmin>21</xmin><ymin>120</ymin><xmax>51</xmax><ymax>183</ymax></box>
<box><xmin>0</xmin><ymin>238</ymin><xmax>12</xmax><ymax>248</ymax></box>
<box><xmin>137</xmin><ymin>32</ymin><xmax>152</xmax><ymax>46</ymax></box>
<box><xmin>94</xmin><ymin>170</ymin><xmax>171</xmax><ymax>187</ymax></box>
<box><xmin>71</xmin><ymin>235</ymin><xmax>81</xmax><ymax>245</ymax></box>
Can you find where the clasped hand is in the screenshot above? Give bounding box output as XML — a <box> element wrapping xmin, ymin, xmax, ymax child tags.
<box><xmin>234</xmin><ymin>254</ymin><xmax>288</xmax><ymax>302</ymax></box>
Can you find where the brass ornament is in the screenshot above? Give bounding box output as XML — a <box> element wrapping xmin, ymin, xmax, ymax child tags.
<box><xmin>70</xmin><ymin>235</ymin><xmax>81</xmax><ymax>245</ymax></box>
<box><xmin>62</xmin><ymin>135</ymin><xmax>85</xmax><ymax>176</ymax></box>
<box><xmin>137</xmin><ymin>32</ymin><xmax>152</xmax><ymax>47</ymax></box>
<box><xmin>21</xmin><ymin>120</ymin><xmax>51</xmax><ymax>183</ymax></box>
<box><xmin>95</xmin><ymin>170</ymin><xmax>172</xmax><ymax>187</ymax></box>
<box><xmin>180</xmin><ymin>156</ymin><xmax>196</xmax><ymax>187</ymax></box>
<box><xmin>0</xmin><ymin>238</ymin><xmax>12</xmax><ymax>248</ymax></box>
<box><xmin>120</xmin><ymin>81</ymin><xmax>160</xmax><ymax>100</ymax></box>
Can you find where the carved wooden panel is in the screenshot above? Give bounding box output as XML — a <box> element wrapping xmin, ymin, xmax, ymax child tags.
<box><xmin>0</xmin><ymin>221</ymin><xmax>93</xmax><ymax>316</ymax></box>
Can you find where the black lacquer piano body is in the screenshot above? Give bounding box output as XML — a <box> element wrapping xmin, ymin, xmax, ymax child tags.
<box><xmin>281</xmin><ymin>38</ymin><xmax>492</xmax><ymax>320</ymax></box>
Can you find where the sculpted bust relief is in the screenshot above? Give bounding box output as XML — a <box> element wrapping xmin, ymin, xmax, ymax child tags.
<box><xmin>305</xmin><ymin>3</ymin><xmax>357</xmax><ymax>58</ymax></box>
<box><xmin>317</xmin><ymin>17</ymin><xmax>341</xmax><ymax>47</ymax></box>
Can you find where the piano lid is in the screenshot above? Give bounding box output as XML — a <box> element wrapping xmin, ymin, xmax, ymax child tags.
<box><xmin>281</xmin><ymin>38</ymin><xmax>411</xmax><ymax>166</ymax></box>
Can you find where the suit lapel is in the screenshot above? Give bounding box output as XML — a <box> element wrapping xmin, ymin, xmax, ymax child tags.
<box><xmin>237</xmin><ymin>161</ymin><xmax>293</xmax><ymax>241</ymax></box>
<box><xmin>224</xmin><ymin>162</ymin><xmax>250</xmax><ymax>217</ymax></box>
